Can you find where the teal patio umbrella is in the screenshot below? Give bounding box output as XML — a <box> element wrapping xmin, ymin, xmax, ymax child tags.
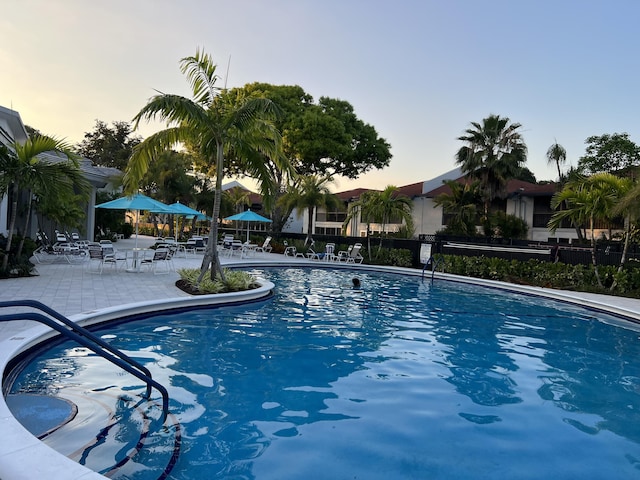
<box><xmin>166</xmin><ymin>201</ymin><xmax>204</xmax><ymax>217</ymax></box>
<box><xmin>224</xmin><ymin>210</ymin><xmax>272</xmax><ymax>242</ymax></box>
<box><xmin>166</xmin><ymin>202</ymin><xmax>210</xmax><ymax>237</ymax></box>
<box><xmin>96</xmin><ymin>193</ymin><xmax>171</xmax><ymax>247</ymax></box>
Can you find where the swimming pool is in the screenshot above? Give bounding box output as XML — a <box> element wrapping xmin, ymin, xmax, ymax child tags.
<box><xmin>8</xmin><ymin>267</ymin><xmax>640</xmax><ymax>479</ymax></box>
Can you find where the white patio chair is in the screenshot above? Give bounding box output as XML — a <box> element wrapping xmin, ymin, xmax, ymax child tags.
<box><xmin>140</xmin><ymin>248</ymin><xmax>172</xmax><ymax>274</ymax></box>
<box><xmin>86</xmin><ymin>246</ymin><xmax>117</xmax><ymax>273</ymax></box>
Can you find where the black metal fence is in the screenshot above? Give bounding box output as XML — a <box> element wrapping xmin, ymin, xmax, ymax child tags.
<box><xmin>222</xmin><ymin>228</ymin><xmax>640</xmax><ymax>269</ymax></box>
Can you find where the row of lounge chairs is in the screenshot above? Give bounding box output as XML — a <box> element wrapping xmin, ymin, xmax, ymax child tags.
<box><xmin>219</xmin><ymin>235</ymin><xmax>273</xmax><ymax>258</ymax></box>
<box><xmin>33</xmin><ymin>230</ymin><xmax>89</xmax><ymax>264</ymax></box>
<box><xmin>284</xmin><ymin>242</ymin><xmax>364</xmax><ymax>263</ymax></box>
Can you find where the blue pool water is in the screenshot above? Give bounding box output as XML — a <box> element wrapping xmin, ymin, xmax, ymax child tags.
<box><xmin>9</xmin><ymin>267</ymin><xmax>640</xmax><ymax>479</ymax></box>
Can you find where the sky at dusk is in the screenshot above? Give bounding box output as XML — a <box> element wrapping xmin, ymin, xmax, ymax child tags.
<box><xmin>2</xmin><ymin>0</ymin><xmax>639</xmax><ymax>192</ymax></box>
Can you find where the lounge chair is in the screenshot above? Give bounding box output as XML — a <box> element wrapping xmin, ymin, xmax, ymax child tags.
<box><xmin>345</xmin><ymin>243</ymin><xmax>364</xmax><ymax>263</ymax></box>
<box><xmin>283</xmin><ymin>246</ymin><xmax>306</xmax><ymax>258</ymax></box>
<box><xmin>337</xmin><ymin>245</ymin><xmax>353</xmax><ymax>262</ymax></box>
<box><xmin>254</xmin><ymin>236</ymin><xmax>273</xmax><ymax>254</ymax></box>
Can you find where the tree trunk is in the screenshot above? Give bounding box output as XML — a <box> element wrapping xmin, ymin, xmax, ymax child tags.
<box><xmin>305</xmin><ymin>207</ymin><xmax>313</xmax><ymax>245</ymax></box>
<box><xmin>198</xmin><ymin>143</ymin><xmax>224</xmax><ymax>284</ymax></box>
<box><xmin>1</xmin><ymin>184</ymin><xmax>19</xmax><ymax>271</ymax></box>
<box><xmin>610</xmin><ymin>214</ymin><xmax>631</xmax><ymax>291</ymax></box>
<box><xmin>589</xmin><ymin>216</ymin><xmax>603</xmax><ymax>288</ymax></box>
<box><xmin>16</xmin><ymin>192</ymin><xmax>34</xmax><ymax>258</ymax></box>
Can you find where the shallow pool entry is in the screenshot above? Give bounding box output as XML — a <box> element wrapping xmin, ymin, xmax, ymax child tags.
<box><xmin>8</xmin><ymin>346</ymin><xmax>181</xmax><ymax>478</ymax></box>
<box><xmin>8</xmin><ymin>268</ymin><xmax>640</xmax><ymax>479</ymax></box>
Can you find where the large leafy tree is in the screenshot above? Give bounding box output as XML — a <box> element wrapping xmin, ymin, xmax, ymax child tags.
<box><xmin>278</xmin><ymin>174</ymin><xmax>341</xmax><ymax>245</ymax></box>
<box><xmin>227</xmin><ymin>83</ymin><xmax>392</xmax><ymax>232</ymax></box>
<box><xmin>76</xmin><ymin>120</ymin><xmax>142</xmax><ymax>170</ymax></box>
<box><xmin>125</xmin><ymin>48</ymin><xmax>290</xmax><ymax>281</ymax></box>
<box><xmin>455</xmin><ymin>114</ymin><xmax>527</xmax><ymax>218</ymax></box>
<box><xmin>232</xmin><ymin>83</ymin><xmax>392</xmax><ymax>178</ymax></box>
<box><xmin>549</xmin><ymin>173</ymin><xmax>631</xmax><ymax>288</ymax></box>
<box><xmin>0</xmin><ymin>136</ymin><xmax>89</xmax><ymax>271</ymax></box>
<box><xmin>577</xmin><ymin>133</ymin><xmax>640</xmax><ymax>176</ymax></box>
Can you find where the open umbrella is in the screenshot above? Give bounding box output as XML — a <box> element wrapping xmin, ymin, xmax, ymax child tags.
<box><xmin>166</xmin><ymin>201</ymin><xmax>204</xmax><ymax>217</ymax></box>
<box><xmin>95</xmin><ymin>193</ymin><xmax>171</xmax><ymax>247</ymax></box>
<box><xmin>166</xmin><ymin>202</ymin><xmax>211</xmax><ymax>238</ymax></box>
<box><xmin>224</xmin><ymin>210</ymin><xmax>272</xmax><ymax>243</ymax></box>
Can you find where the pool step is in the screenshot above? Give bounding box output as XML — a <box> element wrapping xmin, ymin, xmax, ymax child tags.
<box><xmin>32</xmin><ymin>387</ymin><xmax>180</xmax><ymax>479</ymax></box>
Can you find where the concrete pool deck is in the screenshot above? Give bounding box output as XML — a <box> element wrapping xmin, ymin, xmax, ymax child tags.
<box><xmin>2</xmin><ymin>235</ymin><xmax>640</xmax><ymax>479</ymax></box>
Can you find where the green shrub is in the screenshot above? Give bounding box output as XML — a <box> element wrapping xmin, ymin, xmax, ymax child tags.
<box><xmin>177</xmin><ymin>268</ymin><xmax>259</xmax><ymax>294</ymax></box>
<box><xmin>119</xmin><ymin>223</ymin><xmax>134</xmax><ymax>239</ymax></box>
<box><xmin>370</xmin><ymin>247</ymin><xmax>412</xmax><ymax>267</ymax></box>
<box><xmin>437</xmin><ymin>254</ymin><xmax>640</xmax><ymax>297</ymax></box>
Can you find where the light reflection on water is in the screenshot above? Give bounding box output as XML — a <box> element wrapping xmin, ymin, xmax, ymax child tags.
<box><xmin>11</xmin><ymin>267</ymin><xmax>640</xmax><ymax>479</ymax></box>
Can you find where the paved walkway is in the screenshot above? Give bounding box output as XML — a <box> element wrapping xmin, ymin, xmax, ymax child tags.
<box><xmin>0</xmin><ymin>236</ymin><xmax>309</xmax><ymax>337</ymax></box>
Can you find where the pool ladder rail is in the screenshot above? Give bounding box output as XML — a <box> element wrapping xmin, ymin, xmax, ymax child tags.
<box><xmin>421</xmin><ymin>255</ymin><xmax>443</xmax><ymax>283</ymax></box>
<box><xmin>0</xmin><ymin>299</ymin><xmax>170</xmax><ymax>421</ymax></box>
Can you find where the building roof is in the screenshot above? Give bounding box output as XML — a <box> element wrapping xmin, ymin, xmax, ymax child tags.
<box><xmin>334</xmin><ymin>188</ymin><xmax>378</xmax><ymax>201</ymax></box>
<box><xmin>0</xmin><ymin>105</ymin><xmax>29</xmax><ymax>146</ymax></box>
<box><xmin>39</xmin><ymin>151</ymin><xmax>120</xmax><ymax>188</ymax></box>
<box><xmin>425</xmin><ymin>176</ymin><xmax>558</xmax><ymax>198</ymax></box>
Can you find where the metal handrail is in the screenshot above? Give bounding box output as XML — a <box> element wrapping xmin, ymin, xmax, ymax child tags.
<box><xmin>421</xmin><ymin>255</ymin><xmax>443</xmax><ymax>283</ymax></box>
<box><xmin>0</xmin><ymin>300</ymin><xmax>169</xmax><ymax>421</ymax></box>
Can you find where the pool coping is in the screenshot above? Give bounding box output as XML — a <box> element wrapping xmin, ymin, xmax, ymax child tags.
<box><xmin>2</xmin><ymin>261</ymin><xmax>640</xmax><ymax>479</ymax></box>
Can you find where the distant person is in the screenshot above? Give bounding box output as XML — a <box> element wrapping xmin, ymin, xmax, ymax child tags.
<box><xmin>352</xmin><ymin>277</ymin><xmax>361</xmax><ymax>288</ymax></box>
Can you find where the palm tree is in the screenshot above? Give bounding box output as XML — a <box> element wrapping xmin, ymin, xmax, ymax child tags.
<box><xmin>0</xmin><ymin>136</ymin><xmax>89</xmax><ymax>271</ymax></box>
<box><xmin>278</xmin><ymin>174</ymin><xmax>341</xmax><ymax>245</ymax></box>
<box><xmin>224</xmin><ymin>187</ymin><xmax>251</xmax><ymax>236</ymax></box>
<box><xmin>455</xmin><ymin>114</ymin><xmax>527</xmax><ymax>219</ymax></box>
<box><xmin>366</xmin><ymin>185</ymin><xmax>414</xmax><ymax>247</ymax></box>
<box><xmin>549</xmin><ymin>173</ymin><xmax>631</xmax><ymax>288</ymax></box>
<box><xmin>546</xmin><ymin>141</ymin><xmax>567</xmax><ymax>182</ymax></box>
<box><xmin>433</xmin><ymin>179</ymin><xmax>482</xmax><ymax>236</ymax></box>
<box><xmin>125</xmin><ymin>48</ymin><xmax>290</xmax><ymax>281</ymax></box>
<box><xmin>342</xmin><ymin>189</ymin><xmax>379</xmax><ymax>259</ymax></box>
<box><xmin>343</xmin><ymin>186</ymin><xmax>413</xmax><ymax>254</ymax></box>
<box><xmin>610</xmin><ymin>177</ymin><xmax>640</xmax><ymax>289</ymax></box>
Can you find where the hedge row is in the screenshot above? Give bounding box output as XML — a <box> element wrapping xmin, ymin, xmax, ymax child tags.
<box><xmin>436</xmin><ymin>254</ymin><xmax>640</xmax><ymax>298</ymax></box>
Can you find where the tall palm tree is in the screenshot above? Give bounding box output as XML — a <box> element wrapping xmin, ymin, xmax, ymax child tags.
<box><xmin>0</xmin><ymin>136</ymin><xmax>88</xmax><ymax>271</ymax></box>
<box><xmin>549</xmin><ymin>173</ymin><xmax>631</xmax><ymax>288</ymax></box>
<box><xmin>455</xmin><ymin>114</ymin><xmax>527</xmax><ymax>219</ymax></box>
<box><xmin>433</xmin><ymin>179</ymin><xmax>482</xmax><ymax>236</ymax></box>
<box><xmin>125</xmin><ymin>48</ymin><xmax>290</xmax><ymax>281</ymax></box>
<box><xmin>546</xmin><ymin>141</ymin><xmax>567</xmax><ymax>182</ymax></box>
<box><xmin>278</xmin><ymin>174</ymin><xmax>341</xmax><ymax>245</ymax></box>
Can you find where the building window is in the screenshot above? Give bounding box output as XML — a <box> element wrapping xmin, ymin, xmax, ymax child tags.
<box><xmin>316</xmin><ymin>226</ymin><xmax>341</xmax><ymax>235</ymax></box>
<box><xmin>316</xmin><ymin>210</ymin><xmax>346</xmax><ymax>223</ymax></box>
